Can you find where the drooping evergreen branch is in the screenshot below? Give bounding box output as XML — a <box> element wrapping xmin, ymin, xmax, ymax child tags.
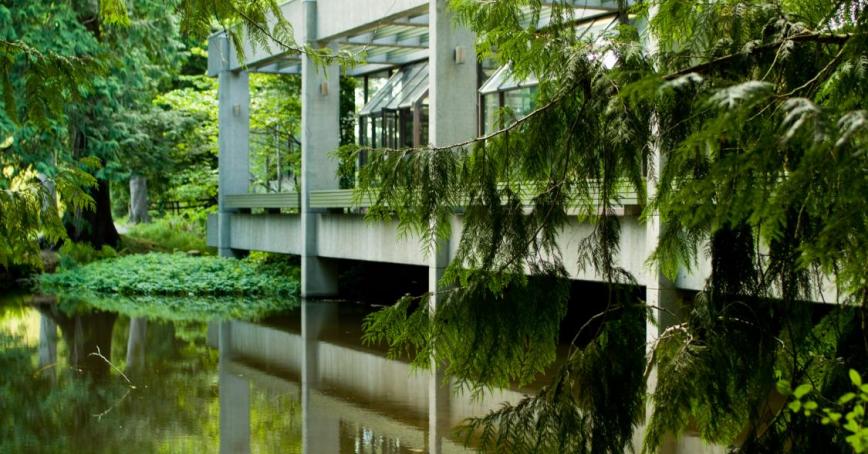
<box><xmin>663</xmin><ymin>32</ymin><xmax>854</xmax><ymax>80</ymax></box>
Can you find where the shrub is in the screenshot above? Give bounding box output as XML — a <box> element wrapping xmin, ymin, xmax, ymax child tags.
<box><xmin>57</xmin><ymin>242</ymin><xmax>118</xmax><ymax>270</ymax></box>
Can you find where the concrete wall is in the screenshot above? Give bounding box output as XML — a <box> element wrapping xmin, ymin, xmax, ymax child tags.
<box><xmin>230</xmin><ymin>214</ymin><xmax>303</xmax><ymax>255</ymax></box>
<box><xmin>316</xmin><ymin>213</ymin><xmax>428</xmax><ymax>265</ymax></box>
<box><xmin>209</xmin><ymin>212</ymin><xmax>712</xmax><ymax>290</ymax></box>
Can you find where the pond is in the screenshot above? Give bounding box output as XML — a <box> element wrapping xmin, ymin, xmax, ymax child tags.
<box><xmin>0</xmin><ymin>293</ymin><xmax>528</xmax><ymax>453</ymax></box>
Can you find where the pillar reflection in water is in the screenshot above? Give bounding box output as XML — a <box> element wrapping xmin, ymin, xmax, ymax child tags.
<box><xmin>125</xmin><ymin>317</ymin><xmax>147</xmax><ymax>375</ymax></box>
<box><xmin>219</xmin><ymin>320</ymin><xmax>251</xmax><ymax>454</ymax></box>
<box><xmin>302</xmin><ymin>300</ymin><xmax>340</xmax><ymax>454</ymax></box>
<box><xmin>215</xmin><ymin>298</ymin><xmax>490</xmax><ymax>453</ymax></box>
<box><xmin>39</xmin><ymin>313</ymin><xmax>58</xmax><ymax>382</ymax></box>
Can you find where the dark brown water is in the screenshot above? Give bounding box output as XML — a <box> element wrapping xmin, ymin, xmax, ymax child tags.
<box><xmin>0</xmin><ymin>294</ymin><xmax>525</xmax><ymax>453</ymax></box>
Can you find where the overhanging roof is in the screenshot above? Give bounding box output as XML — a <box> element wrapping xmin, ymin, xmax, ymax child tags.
<box><xmin>209</xmin><ymin>0</ymin><xmax>630</xmax><ymax>77</ymax></box>
<box><xmin>359</xmin><ymin>62</ymin><xmax>429</xmax><ymax>116</ymax></box>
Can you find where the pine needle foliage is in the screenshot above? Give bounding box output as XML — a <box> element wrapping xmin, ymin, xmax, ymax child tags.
<box><xmin>357</xmin><ymin>0</ymin><xmax>868</xmax><ymax>452</ymax></box>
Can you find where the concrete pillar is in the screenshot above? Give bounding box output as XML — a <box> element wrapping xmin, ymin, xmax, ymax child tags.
<box><xmin>427</xmin><ymin>0</ymin><xmax>476</xmax><ymax>301</ymax></box>
<box><xmin>219</xmin><ymin>321</ymin><xmax>251</xmax><ymax>454</ymax></box>
<box><xmin>429</xmin><ymin>0</ymin><xmax>478</xmax><ymax>146</ymax></box>
<box><xmin>426</xmin><ymin>5</ymin><xmax>474</xmax><ymax>451</ymax></box>
<box><xmin>216</xmin><ymin>33</ymin><xmax>250</xmax><ymax>258</ymax></box>
<box><xmin>639</xmin><ymin>11</ymin><xmax>682</xmax><ymax>449</ymax></box>
<box><xmin>300</xmin><ymin>0</ymin><xmax>340</xmax><ymax>297</ymax></box>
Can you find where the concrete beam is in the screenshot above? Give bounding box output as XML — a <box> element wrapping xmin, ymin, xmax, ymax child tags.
<box><xmin>541</xmin><ymin>0</ymin><xmax>625</xmax><ymax>11</ymax></box>
<box><xmin>362</xmin><ymin>48</ymin><xmax>429</xmax><ymax>65</ymax></box>
<box><xmin>316</xmin><ymin>0</ymin><xmax>428</xmax><ymax>42</ymax></box>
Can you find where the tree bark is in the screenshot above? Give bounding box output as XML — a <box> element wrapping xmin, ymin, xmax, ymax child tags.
<box><xmin>129</xmin><ymin>174</ymin><xmax>150</xmax><ymax>224</ymax></box>
<box><xmin>65</xmin><ymin>176</ymin><xmax>121</xmax><ymax>249</ymax></box>
<box><xmin>61</xmin><ymin>0</ymin><xmax>120</xmax><ymax>250</ymax></box>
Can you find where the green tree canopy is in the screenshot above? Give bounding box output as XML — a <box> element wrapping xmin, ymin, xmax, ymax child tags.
<box><xmin>360</xmin><ymin>0</ymin><xmax>868</xmax><ymax>451</ymax></box>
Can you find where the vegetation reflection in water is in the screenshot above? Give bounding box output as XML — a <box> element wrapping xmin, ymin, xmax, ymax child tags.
<box><xmin>0</xmin><ymin>293</ymin><xmax>303</xmax><ymax>453</ymax></box>
<box><xmin>0</xmin><ymin>293</ymin><xmax>499</xmax><ymax>453</ymax></box>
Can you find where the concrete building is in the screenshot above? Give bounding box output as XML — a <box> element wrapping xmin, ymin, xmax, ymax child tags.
<box><xmin>204</xmin><ymin>0</ymin><xmax>707</xmax><ymax>295</ymax></box>
<box><xmin>206</xmin><ymin>1</ymin><xmax>728</xmax><ymax>452</ymax></box>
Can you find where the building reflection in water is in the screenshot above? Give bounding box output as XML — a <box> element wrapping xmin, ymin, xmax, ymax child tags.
<box><xmin>216</xmin><ymin>299</ymin><xmax>524</xmax><ymax>454</ymax></box>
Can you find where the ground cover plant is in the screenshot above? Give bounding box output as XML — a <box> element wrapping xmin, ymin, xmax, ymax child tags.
<box><xmin>40</xmin><ymin>252</ymin><xmax>299</xmax><ymax>297</ymax></box>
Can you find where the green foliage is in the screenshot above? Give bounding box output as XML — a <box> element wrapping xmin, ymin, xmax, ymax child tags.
<box><xmin>358</xmin><ymin>0</ymin><xmax>868</xmax><ymax>451</ymax></box>
<box><xmin>125</xmin><ymin>215</ymin><xmax>211</xmax><ymax>253</ymax></box>
<box><xmin>333</xmin><ymin>144</ymin><xmax>360</xmax><ymax>189</ymax></box>
<box><xmin>249</xmin><ymin>74</ymin><xmax>302</xmax><ymax>193</ymax></box>
<box><xmin>0</xmin><ymin>0</ymin><xmax>329</xmax><ymax>267</ymax></box>
<box><xmin>458</xmin><ymin>303</ymin><xmax>646</xmax><ymax>453</ymax></box>
<box><xmin>784</xmin><ymin>369</ymin><xmax>868</xmax><ymax>452</ymax></box>
<box><xmin>40</xmin><ymin>252</ymin><xmax>299</xmax><ymax>297</ymax></box>
<box><xmin>58</xmin><ymin>241</ymin><xmax>118</xmax><ymax>270</ymax></box>
<box><xmin>366</xmin><ymin>273</ymin><xmax>570</xmax><ymax>390</ymax></box>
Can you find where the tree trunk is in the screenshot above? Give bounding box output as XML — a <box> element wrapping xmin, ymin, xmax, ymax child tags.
<box><xmin>62</xmin><ymin>0</ymin><xmax>120</xmax><ymax>250</ymax></box>
<box><xmin>65</xmin><ymin>177</ymin><xmax>121</xmax><ymax>249</ymax></box>
<box><xmin>128</xmin><ymin>174</ymin><xmax>150</xmax><ymax>224</ymax></box>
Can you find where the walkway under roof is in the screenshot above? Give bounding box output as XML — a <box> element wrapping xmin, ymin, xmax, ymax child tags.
<box><xmin>218</xmin><ymin>0</ymin><xmax>628</xmax><ymax>78</ymax></box>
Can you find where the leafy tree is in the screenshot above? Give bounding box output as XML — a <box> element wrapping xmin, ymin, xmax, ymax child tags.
<box><xmin>359</xmin><ymin>0</ymin><xmax>868</xmax><ymax>451</ymax></box>
<box><xmin>0</xmin><ymin>0</ymin><xmax>333</xmax><ymax>267</ymax></box>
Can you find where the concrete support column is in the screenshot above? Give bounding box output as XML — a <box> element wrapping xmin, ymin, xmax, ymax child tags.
<box><xmin>426</xmin><ymin>4</ymin><xmax>475</xmax><ymax>451</ymax></box>
<box><xmin>427</xmin><ymin>0</ymin><xmax>476</xmax><ymax>300</ymax></box>
<box><xmin>642</xmin><ymin>91</ymin><xmax>681</xmax><ymax>452</ymax></box>
<box><xmin>219</xmin><ymin>321</ymin><xmax>251</xmax><ymax>454</ymax></box>
<box><xmin>216</xmin><ymin>35</ymin><xmax>250</xmax><ymax>258</ymax></box>
<box><xmin>300</xmin><ymin>0</ymin><xmax>340</xmax><ymax>297</ymax></box>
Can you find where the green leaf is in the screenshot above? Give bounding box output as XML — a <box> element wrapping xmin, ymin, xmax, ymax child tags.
<box><xmin>851</xmin><ymin>370</ymin><xmax>863</xmax><ymax>387</ymax></box>
<box><xmin>793</xmin><ymin>384</ymin><xmax>813</xmax><ymax>399</ymax></box>
<box><xmin>840</xmin><ymin>393</ymin><xmax>857</xmax><ymax>405</ymax></box>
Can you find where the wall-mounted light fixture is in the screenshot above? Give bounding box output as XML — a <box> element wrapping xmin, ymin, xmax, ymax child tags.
<box><xmin>233</xmin><ymin>104</ymin><xmax>241</xmax><ymax>116</ymax></box>
<box><xmin>320</xmin><ymin>81</ymin><xmax>329</xmax><ymax>96</ymax></box>
<box><xmin>454</xmin><ymin>46</ymin><xmax>466</xmax><ymax>64</ymax></box>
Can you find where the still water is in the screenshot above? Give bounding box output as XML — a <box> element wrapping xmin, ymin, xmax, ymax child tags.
<box><xmin>0</xmin><ymin>294</ymin><xmax>525</xmax><ymax>453</ymax></box>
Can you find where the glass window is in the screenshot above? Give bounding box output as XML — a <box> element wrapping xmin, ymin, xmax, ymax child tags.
<box><xmin>504</xmin><ymin>87</ymin><xmax>537</xmax><ymax>121</ymax></box>
<box><xmin>482</xmin><ymin>93</ymin><xmax>500</xmax><ymax>135</ymax></box>
<box><xmin>419</xmin><ymin>103</ymin><xmax>429</xmax><ymax>146</ymax></box>
<box><xmin>383</xmin><ymin>110</ymin><xmax>398</xmax><ymax>149</ymax></box>
<box><xmin>372</xmin><ymin>115</ymin><xmax>382</xmax><ymax>149</ymax></box>
<box><xmin>399</xmin><ymin>108</ymin><xmax>414</xmax><ymax>148</ymax></box>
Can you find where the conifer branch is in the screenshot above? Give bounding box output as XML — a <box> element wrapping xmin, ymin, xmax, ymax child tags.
<box><xmin>663</xmin><ymin>32</ymin><xmax>854</xmax><ymax>81</ymax></box>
